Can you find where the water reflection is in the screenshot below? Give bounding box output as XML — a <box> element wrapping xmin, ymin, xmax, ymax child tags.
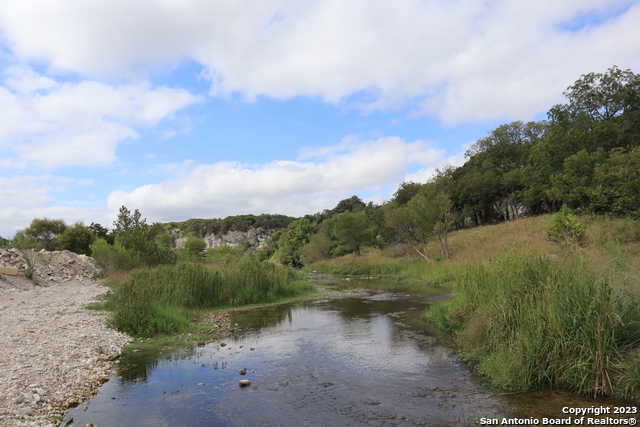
<box><xmin>64</xmin><ymin>292</ymin><xmax>634</xmax><ymax>426</ymax></box>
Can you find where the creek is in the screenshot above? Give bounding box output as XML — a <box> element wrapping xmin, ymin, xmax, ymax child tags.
<box><xmin>64</xmin><ymin>281</ymin><xmax>631</xmax><ymax>426</ymax></box>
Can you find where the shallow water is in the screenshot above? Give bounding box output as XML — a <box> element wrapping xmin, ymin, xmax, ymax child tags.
<box><xmin>64</xmin><ymin>290</ymin><xmax>637</xmax><ymax>426</ymax></box>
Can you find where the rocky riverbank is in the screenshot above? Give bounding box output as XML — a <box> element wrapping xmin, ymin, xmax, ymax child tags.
<box><xmin>0</xmin><ymin>280</ymin><xmax>131</xmax><ymax>427</ymax></box>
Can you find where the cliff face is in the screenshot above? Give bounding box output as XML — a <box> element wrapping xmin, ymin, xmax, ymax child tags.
<box><xmin>173</xmin><ymin>227</ymin><xmax>276</xmax><ymax>250</ymax></box>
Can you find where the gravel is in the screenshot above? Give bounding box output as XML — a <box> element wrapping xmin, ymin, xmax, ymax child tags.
<box><xmin>0</xmin><ymin>249</ymin><xmax>101</xmax><ymax>289</ymax></box>
<box><xmin>0</xmin><ymin>280</ymin><xmax>131</xmax><ymax>427</ymax></box>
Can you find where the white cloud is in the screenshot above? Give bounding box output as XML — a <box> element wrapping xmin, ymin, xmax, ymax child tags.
<box><xmin>0</xmin><ymin>176</ymin><xmax>109</xmax><ymax>237</ymax></box>
<box><xmin>107</xmin><ymin>137</ymin><xmax>451</xmax><ymax>222</ymax></box>
<box><xmin>0</xmin><ymin>68</ymin><xmax>201</xmax><ymax>168</ymax></box>
<box><xmin>1</xmin><ymin>1</ymin><xmax>638</xmax><ymax>122</ymax></box>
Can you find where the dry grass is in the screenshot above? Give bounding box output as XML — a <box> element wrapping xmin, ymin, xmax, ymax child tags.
<box><xmin>311</xmin><ymin>214</ymin><xmax>640</xmax><ymax>295</ymax></box>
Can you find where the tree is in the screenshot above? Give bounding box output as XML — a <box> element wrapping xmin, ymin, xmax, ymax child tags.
<box><xmin>325</xmin><ymin>211</ymin><xmax>374</xmax><ymax>256</ymax></box>
<box><xmin>275</xmin><ymin>219</ymin><xmax>313</xmax><ymax>267</ymax></box>
<box><xmin>113</xmin><ymin>206</ymin><xmax>147</xmax><ymax>234</ymax></box>
<box><xmin>561</xmin><ymin>66</ymin><xmax>640</xmax><ymax>122</ymax></box>
<box><xmin>458</xmin><ymin>121</ymin><xmax>544</xmax><ymax>223</ymax></box>
<box><xmin>591</xmin><ymin>147</ymin><xmax>640</xmax><ymax>216</ymax></box>
<box><xmin>89</xmin><ymin>222</ymin><xmax>113</xmax><ymax>244</ymax></box>
<box><xmin>384</xmin><ymin>203</ymin><xmax>431</xmax><ymax>261</ymax></box>
<box><xmin>403</xmin><ymin>184</ymin><xmax>454</xmax><ymax>260</ymax></box>
<box><xmin>11</xmin><ymin>231</ymin><xmax>41</xmax><ymax>249</ymax></box>
<box><xmin>301</xmin><ymin>231</ymin><xmax>333</xmax><ymax>264</ymax></box>
<box><xmin>392</xmin><ymin>182</ymin><xmax>423</xmax><ymax>205</ymax></box>
<box><xmin>549</xmin><ymin>149</ymin><xmax>605</xmax><ymax>210</ymax></box>
<box><xmin>25</xmin><ymin>218</ymin><xmax>67</xmax><ymax>250</ymax></box>
<box><xmin>331</xmin><ymin>196</ymin><xmax>366</xmax><ymax>214</ymax></box>
<box><xmin>111</xmin><ymin>206</ymin><xmax>176</xmax><ymax>267</ymax></box>
<box><xmin>57</xmin><ymin>222</ymin><xmax>94</xmax><ymax>255</ymax></box>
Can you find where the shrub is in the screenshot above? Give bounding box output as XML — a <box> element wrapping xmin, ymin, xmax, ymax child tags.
<box><xmin>57</xmin><ymin>222</ymin><xmax>94</xmax><ymax>255</ymax></box>
<box><xmin>115</xmin><ymin>229</ymin><xmax>176</xmax><ymax>267</ymax></box>
<box><xmin>185</xmin><ymin>236</ymin><xmax>207</xmax><ymax>257</ymax></box>
<box><xmin>11</xmin><ymin>231</ymin><xmax>41</xmax><ymax>249</ymax></box>
<box><xmin>546</xmin><ymin>206</ymin><xmax>587</xmax><ymax>246</ymax></box>
<box><xmin>301</xmin><ymin>231</ymin><xmax>332</xmax><ymax>264</ymax></box>
<box><xmin>90</xmin><ymin>239</ymin><xmax>143</xmax><ymax>272</ymax></box>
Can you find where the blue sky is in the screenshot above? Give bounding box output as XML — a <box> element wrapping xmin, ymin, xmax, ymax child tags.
<box><xmin>0</xmin><ymin>1</ymin><xmax>639</xmax><ymax>237</ymax></box>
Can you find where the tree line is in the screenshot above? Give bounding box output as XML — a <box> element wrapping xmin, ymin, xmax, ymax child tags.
<box><xmin>269</xmin><ymin>66</ymin><xmax>640</xmax><ymax>265</ymax></box>
<box><xmin>3</xmin><ymin>66</ymin><xmax>637</xmax><ymax>267</ymax></box>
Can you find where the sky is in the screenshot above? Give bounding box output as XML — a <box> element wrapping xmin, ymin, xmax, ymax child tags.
<box><xmin>0</xmin><ymin>0</ymin><xmax>639</xmax><ymax>237</ymax></box>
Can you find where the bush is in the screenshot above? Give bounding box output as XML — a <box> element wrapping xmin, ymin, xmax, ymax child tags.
<box><xmin>115</xmin><ymin>229</ymin><xmax>176</xmax><ymax>267</ymax></box>
<box><xmin>90</xmin><ymin>239</ymin><xmax>143</xmax><ymax>272</ymax></box>
<box><xmin>57</xmin><ymin>222</ymin><xmax>94</xmax><ymax>255</ymax></box>
<box><xmin>185</xmin><ymin>236</ymin><xmax>207</xmax><ymax>257</ymax></box>
<box><xmin>24</xmin><ymin>218</ymin><xmax>67</xmax><ymax>250</ymax></box>
<box><xmin>108</xmin><ymin>256</ymin><xmax>313</xmax><ymax>336</ymax></box>
<box><xmin>11</xmin><ymin>231</ymin><xmax>41</xmax><ymax>249</ymax></box>
<box><xmin>301</xmin><ymin>231</ymin><xmax>332</xmax><ymax>264</ymax></box>
<box><xmin>427</xmin><ymin>254</ymin><xmax>640</xmax><ymax>398</ymax></box>
<box><xmin>546</xmin><ymin>206</ymin><xmax>587</xmax><ymax>246</ymax></box>
<box><xmin>91</xmin><ymin>234</ymin><xmax>176</xmax><ymax>272</ymax></box>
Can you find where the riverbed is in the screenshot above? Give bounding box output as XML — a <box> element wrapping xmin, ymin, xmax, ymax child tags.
<box><xmin>63</xmin><ymin>289</ymin><xmax>637</xmax><ymax>426</ymax></box>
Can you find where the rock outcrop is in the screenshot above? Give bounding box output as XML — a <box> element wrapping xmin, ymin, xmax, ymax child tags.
<box><xmin>173</xmin><ymin>227</ymin><xmax>277</xmax><ymax>250</ymax></box>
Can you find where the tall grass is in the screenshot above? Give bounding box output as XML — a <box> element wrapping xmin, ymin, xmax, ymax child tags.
<box><xmin>306</xmin><ymin>250</ymin><xmax>468</xmax><ymax>292</ymax></box>
<box><xmin>427</xmin><ymin>254</ymin><xmax>640</xmax><ymax>400</ymax></box>
<box><xmin>109</xmin><ymin>255</ymin><xmax>312</xmax><ymax>337</ymax></box>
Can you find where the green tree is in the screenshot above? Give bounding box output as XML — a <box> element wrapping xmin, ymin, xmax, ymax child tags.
<box><xmin>275</xmin><ymin>219</ymin><xmax>313</xmax><ymax>267</ymax></box>
<box><xmin>325</xmin><ymin>210</ymin><xmax>374</xmax><ymax>256</ymax></box>
<box><xmin>25</xmin><ymin>218</ymin><xmax>67</xmax><ymax>250</ymax></box>
<box><xmin>384</xmin><ymin>203</ymin><xmax>431</xmax><ymax>260</ymax></box>
<box><xmin>405</xmin><ymin>185</ymin><xmax>454</xmax><ymax>260</ymax></box>
<box><xmin>11</xmin><ymin>231</ymin><xmax>41</xmax><ymax>249</ymax></box>
<box><xmin>561</xmin><ymin>66</ymin><xmax>640</xmax><ymax>122</ymax></box>
<box><xmin>301</xmin><ymin>231</ymin><xmax>333</xmax><ymax>264</ymax></box>
<box><xmin>331</xmin><ymin>195</ymin><xmax>366</xmax><ymax>214</ymax></box>
<box><xmin>113</xmin><ymin>206</ymin><xmax>147</xmax><ymax>234</ymax></box>
<box><xmin>57</xmin><ymin>222</ymin><xmax>95</xmax><ymax>255</ymax></box>
<box><xmin>112</xmin><ymin>206</ymin><xmax>176</xmax><ymax>267</ymax></box>
<box><xmin>591</xmin><ymin>147</ymin><xmax>640</xmax><ymax>216</ymax></box>
<box><xmin>89</xmin><ymin>222</ymin><xmax>113</xmax><ymax>244</ymax></box>
<box><xmin>523</xmin><ymin>66</ymin><xmax>640</xmax><ymax>213</ymax></box>
<box><xmin>392</xmin><ymin>182</ymin><xmax>423</xmax><ymax>205</ymax></box>
<box><xmin>549</xmin><ymin>149</ymin><xmax>606</xmax><ymax>210</ymax></box>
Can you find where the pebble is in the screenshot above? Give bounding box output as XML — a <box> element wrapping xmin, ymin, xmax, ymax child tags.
<box><xmin>0</xmin><ymin>279</ymin><xmax>131</xmax><ymax>426</ymax></box>
<box><xmin>16</xmin><ymin>407</ymin><xmax>34</xmax><ymax>417</ymax></box>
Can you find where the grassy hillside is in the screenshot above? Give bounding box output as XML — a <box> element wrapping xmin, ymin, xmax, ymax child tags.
<box><xmin>308</xmin><ymin>214</ymin><xmax>640</xmax><ymax>293</ymax></box>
